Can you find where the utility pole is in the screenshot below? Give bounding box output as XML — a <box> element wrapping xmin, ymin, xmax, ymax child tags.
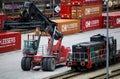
<box><xmin>0</xmin><ymin>0</ymin><xmax>2</xmax><ymax>9</ymax></box>
<box><xmin>12</xmin><ymin>0</ymin><xmax>14</xmax><ymax>16</ymax></box>
<box><xmin>106</xmin><ymin>0</ymin><xmax>109</xmax><ymax>79</ymax></box>
<box><xmin>52</xmin><ymin>0</ymin><xmax>55</xmax><ymax>18</ymax></box>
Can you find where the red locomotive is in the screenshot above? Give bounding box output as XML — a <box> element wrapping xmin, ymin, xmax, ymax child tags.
<box><xmin>66</xmin><ymin>34</ymin><xmax>120</xmax><ymax>71</ymax></box>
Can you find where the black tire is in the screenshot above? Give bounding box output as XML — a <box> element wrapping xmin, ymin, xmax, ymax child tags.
<box><xmin>47</xmin><ymin>58</ymin><xmax>56</xmax><ymax>71</ymax></box>
<box><xmin>21</xmin><ymin>57</ymin><xmax>27</xmax><ymax>71</ymax></box>
<box><xmin>42</xmin><ymin>58</ymin><xmax>48</xmax><ymax>71</ymax></box>
<box><xmin>21</xmin><ymin>57</ymin><xmax>32</xmax><ymax>71</ymax></box>
<box><xmin>25</xmin><ymin>57</ymin><xmax>32</xmax><ymax>71</ymax></box>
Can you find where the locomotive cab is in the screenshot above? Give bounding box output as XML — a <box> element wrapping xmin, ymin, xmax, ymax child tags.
<box><xmin>90</xmin><ymin>34</ymin><xmax>117</xmax><ymax>59</ymax></box>
<box><xmin>68</xmin><ymin>41</ymin><xmax>104</xmax><ymax>70</ymax></box>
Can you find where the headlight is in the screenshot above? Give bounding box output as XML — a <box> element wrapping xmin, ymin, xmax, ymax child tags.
<box><xmin>85</xmin><ymin>59</ymin><xmax>88</xmax><ymax>62</ymax></box>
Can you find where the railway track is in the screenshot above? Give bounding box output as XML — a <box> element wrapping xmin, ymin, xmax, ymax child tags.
<box><xmin>47</xmin><ymin>63</ymin><xmax>120</xmax><ymax>79</ymax></box>
<box><xmin>89</xmin><ymin>69</ymin><xmax>120</xmax><ymax>79</ymax></box>
<box><xmin>46</xmin><ymin>70</ymin><xmax>82</xmax><ymax>79</ymax></box>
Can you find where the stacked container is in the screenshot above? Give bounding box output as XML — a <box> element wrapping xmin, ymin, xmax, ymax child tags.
<box><xmin>0</xmin><ymin>14</ymin><xmax>6</xmax><ymax>29</ymax></box>
<box><xmin>0</xmin><ymin>32</ymin><xmax>21</xmax><ymax>53</ymax></box>
<box><xmin>52</xmin><ymin>19</ymin><xmax>80</xmax><ymax>35</ymax></box>
<box><xmin>60</xmin><ymin>0</ymin><xmax>102</xmax><ymax>32</ymax></box>
<box><xmin>0</xmin><ymin>14</ymin><xmax>21</xmax><ymax>53</ymax></box>
<box><xmin>102</xmin><ymin>11</ymin><xmax>120</xmax><ymax>28</ymax></box>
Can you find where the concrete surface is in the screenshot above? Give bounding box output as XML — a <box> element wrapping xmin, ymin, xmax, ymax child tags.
<box><xmin>0</xmin><ymin>28</ymin><xmax>120</xmax><ymax>79</ymax></box>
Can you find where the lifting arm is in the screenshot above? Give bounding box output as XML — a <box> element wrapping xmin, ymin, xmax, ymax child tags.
<box><xmin>2</xmin><ymin>1</ymin><xmax>63</xmax><ymax>40</ymax></box>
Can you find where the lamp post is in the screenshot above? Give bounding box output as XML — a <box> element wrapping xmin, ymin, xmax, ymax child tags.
<box><xmin>106</xmin><ymin>0</ymin><xmax>109</xmax><ymax>79</ymax></box>
<box><xmin>12</xmin><ymin>0</ymin><xmax>14</xmax><ymax>16</ymax></box>
<box><xmin>52</xmin><ymin>0</ymin><xmax>55</xmax><ymax>18</ymax></box>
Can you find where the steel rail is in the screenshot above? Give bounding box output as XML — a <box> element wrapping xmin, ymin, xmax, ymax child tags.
<box><xmin>89</xmin><ymin>69</ymin><xmax>120</xmax><ymax>79</ymax></box>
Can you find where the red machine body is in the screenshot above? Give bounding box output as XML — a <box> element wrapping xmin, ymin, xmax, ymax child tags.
<box><xmin>32</xmin><ymin>38</ymin><xmax>70</xmax><ymax>64</ymax></box>
<box><xmin>22</xmin><ymin>34</ymin><xmax>70</xmax><ymax>71</ymax></box>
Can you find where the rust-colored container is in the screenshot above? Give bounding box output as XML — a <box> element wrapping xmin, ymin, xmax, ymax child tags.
<box><xmin>81</xmin><ymin>17</ymin><xmax>102</xmax><ymax>32</ymax></box>
<box><xmin>0</xmin><ymin>32</ymin><xmax>21</xmax><ymax>53</ymax></box>
<box><xmin>52</xmin><ymin>19</ymin><xmax>80</xmax><ymax>35</ymax></box>
<box><xmin>0</xmin><ymin>14</ymin><xmax>6</xmax><ymax>29</ymax></box>
<box><xmin>71</xmin><ymin>0</ymin><xmax>102</xmax><ymax>5</ymax></box>
<box><xmin>60</xmin><ymin>4</ymin><xmax>102</xmax><ymax>19</ymax></box>
<box><xmin>71</xmin><ymin>6</ymin><xmax>77</xmax><ymax>19</ymax></box>
<box><xmin>78</xmin><ymin>4</ymin><xmax>102</xmax><ymax>19</ymax></box>
<box><xmin>102</xmin><ymin>13</ymin><xmax>120</xmax><ymax>28</ymax></box>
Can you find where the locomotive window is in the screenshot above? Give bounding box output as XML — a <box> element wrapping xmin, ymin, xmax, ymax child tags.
<box><xmin>81</xmin><ymin>54</ymin><xmax>84</xmax><ymax>58</ymax></box>
<box><xmin>81</xmin><ymin>53</ymin><xmax>88</xmax><ymax>58</ymax></box>
<box><xmin>85</xmin><ymin>54</ymin><xmax>88</xmax><ymax>58</ymax></box>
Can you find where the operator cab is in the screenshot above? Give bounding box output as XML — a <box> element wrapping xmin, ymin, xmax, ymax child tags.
<box><xmin>23</xmin><ymin>35</ymin><xmax>41</xmax><ymax>56</ymax></box>
<box><xmin>23</xmin><ymin>40</ymin><xmax>38</xmax><ymax>55</ymax></box>
<box><xmin>23</xmin><ymin>1</ymin><xmax>31</xmax><ymax>8</ymax></box>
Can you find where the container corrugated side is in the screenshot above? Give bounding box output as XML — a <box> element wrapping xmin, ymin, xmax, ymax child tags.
<box><xmin>71</xmin><ymin>0</ymin><xmax>102</xmax><ymax>5</ymax></box>
<box><xmin>81</xmin><ymin>17</ymin><xmax>102</xmax><ymax>32</ymax></box>
<box><xmin>60</xmin><ymin>4</ymin><xmax>102</xmax><ymax>19</ymax></box>
<box><xmin>102</xmin><ymin>13</ymin><xmax>120</xmax><ymax>28</ymax></box>
<box><xmin>0</xmin><ymin>14</ymin><xmax>6</xmax><ymax>29</ymax></box>
<box><xmin>60</xmin><ymin>0</ymin><xmax>71</xmax><ymax>5</ymax></box>
<box><xmin>0</xmin><ymin>32</ymin><xmax>21</xmax><ymax>53</ymax></box>
<box><xmin>52</xmin><ymin>19</ymin><xmax>80</xmax><ymax>35</ymax></box>
<box><xmin>80</xmin><ymin>4</ymin><xmax>102</xmax><ymax>19</ymax></box>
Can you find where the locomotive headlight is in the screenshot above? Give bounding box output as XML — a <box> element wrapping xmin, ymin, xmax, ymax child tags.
<box><xmin>85</xmin><ymin>59</ymin><xmax>88</xmax><ymax>62</ymax></box>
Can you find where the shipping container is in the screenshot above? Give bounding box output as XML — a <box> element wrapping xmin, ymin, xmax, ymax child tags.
<box><xmin>0</xmin><ymin>14</ymin><xmax>6</xmax><ymax>29</ymax></box>
<box><xmin>60</xmin><ymin>0</ymin><xmax>71</xmax><ymax>5</ymax></box>
<box><xmin>71</xmin><ymin>6</ymin><xmax>77</xmax><ymax>19</ymax></box>
<box><xmin>81</xmin><ymin>17</ymin><xmax>102</xmax><ymax>32</ymax></box>
<box><xmin>52</xmin><ymin>19</ymin><xmax>80</xmax><ymax>35</ymax></box>
<box><xmin>71</xmin><ymin>0</ymin><xmax>102</xmax><ymax>5</ymax></box>
<box><xmin>60</xmin><ymin>0</ymin><xmax>102</xmax><ymax>5</ymax></box>
<box><xmin>60</xmin><ymin>5</ymin><xmax>71</xmax><ymax>18</ymax></box>
<box><xmin>102</xmin><ymin>13</ymin><xmax>120</xmax><ymax>28</ymax></box>
<box><xmin>60</xmin><ymin>4</ymin><xmax>102</xmax><ymax>19</ymax></box>
<box><xmin>0</xmin><ymin>32</ymin><xmax>21</xmax><ymax>53</ymax></box>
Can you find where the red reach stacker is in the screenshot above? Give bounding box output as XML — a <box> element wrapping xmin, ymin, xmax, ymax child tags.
<box><xmin>21</xmin><ymin>27</ymin><xmax>70</xmax><ymax>71</ymax></box>
<box><xmin>2</xmin><ymin>2</ymin><xmax>70</xmax><ymax>71</ymax></box>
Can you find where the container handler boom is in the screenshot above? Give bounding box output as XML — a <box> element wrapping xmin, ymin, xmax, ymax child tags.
<box><xmin>3</xmin><ymin>2</ymin><xmax>70</xmax><ymax>71</ymax></box>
